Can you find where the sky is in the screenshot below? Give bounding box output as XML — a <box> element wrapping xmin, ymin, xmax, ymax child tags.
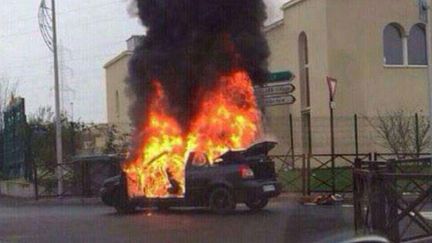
<box><xmin>0</xmin><ymin>0</ymin><xmax>286</xmax><ymax>123</ymax></box>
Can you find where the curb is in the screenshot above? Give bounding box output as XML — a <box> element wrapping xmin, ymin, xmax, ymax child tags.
<box><xmin>0</xmin><ymin>195</ymin><xmax>103</xmax><ymax>207</ymax></box>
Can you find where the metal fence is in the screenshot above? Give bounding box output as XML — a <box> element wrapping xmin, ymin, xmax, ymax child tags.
<box><xmin>273</xmin><ymin>152</ymin><xmax>432</xmax><ymax>195</ymax></box>
<box><xmin>306</xmin><ymin>153</ymin><xmax>372</xmax><ymax>194</ymax></box>
<box><xmin>353</xmin><ymin>157</ymin><xmax>432</xmax><ymax>242</ymax></box>
<box><xmin>32</xmin><ymin>155</ymin><xmax>121</xmax><ymax>199</ymax></box>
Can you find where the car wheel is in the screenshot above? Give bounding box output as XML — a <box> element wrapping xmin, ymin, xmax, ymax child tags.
<box><xmin>209</xmin><ymin>187</ymin><xmax>236</xmax><ymax>214</ymax></box>
<box><xmin>245</xmin><ymin>198</ymin><xmax>269</xmax><ymax>211</ymax></box>
<box><xmin>113</xmin><ymin>188</ymin><xmax>136</xmax><ymax>214</ymax></box>
<box><xmin>101</xmin><ymin>191</ymin><xmax>114</xmax><ymax>207</ymax></box>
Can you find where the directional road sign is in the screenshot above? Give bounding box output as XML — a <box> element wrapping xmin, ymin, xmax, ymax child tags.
<box><xmin>257</xmin><ymin>95</ymin><xmax>296</xmax><ymax>106</ymax></box>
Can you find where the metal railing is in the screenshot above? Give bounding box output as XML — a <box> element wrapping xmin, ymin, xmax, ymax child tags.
<box><xmin>353</xmin><ymin>157</ymin><xmax>432</xmax><ymax>242</ymax></box>
<box><xmin>32</xmin><ymin>155</ymin><xmax>121</xmax><ymax>199</ymax></box>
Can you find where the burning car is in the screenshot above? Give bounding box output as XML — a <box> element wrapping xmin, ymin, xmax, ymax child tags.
<box><xmin>108</xmin><ymin>0</ymin><xmax>277</xmax><ymax>214</ymax></box>
<box><xmin>100</xmin><ymin>141</ymin><xmax>281</xmax><ymax>214</ymax></box>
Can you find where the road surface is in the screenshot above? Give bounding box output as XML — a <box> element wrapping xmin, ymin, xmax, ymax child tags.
<box><xmin>0</xmin><ymin>196</ymin><xmax>353</xmax><ymax>243</ymax></box>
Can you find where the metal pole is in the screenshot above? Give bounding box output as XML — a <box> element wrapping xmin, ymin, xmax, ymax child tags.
<box><xmin>354</xmin><ymin>114</ymin><xmax>359</xmax><ymax>158</ymax></box>
<box><xmin>289</xmin><ymin>114</ymin><xmax>295</xmax><ymax>164</ymax></box>
<box><xmin>51</xmin><ymin>0</ymin><xmax>63</xmax><ymax>197</ymax></box>
<box><xmin>426</xmin><ymin>0</ymin><xmax>432</xmax><ymax>160</ymax></box>
<box><xmin>307</xmin><ymin>154</ymin><xmax>311</xmax><ymax>195</ymax></box>
<box><xmin>415</xmin><ymin>113</ymin><xmax>420</xmax><ymax>156</ymax></box>
<box><xmin>330</xmin><ymin>102</ymin><xmax>336</xmax><ymax>194</ymax></box>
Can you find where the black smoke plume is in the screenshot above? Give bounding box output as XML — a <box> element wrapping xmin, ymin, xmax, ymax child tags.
<box><xmin>127</xmin><ymin>0</ymin><xmax>270</xmax><ymax>148</ymax></box>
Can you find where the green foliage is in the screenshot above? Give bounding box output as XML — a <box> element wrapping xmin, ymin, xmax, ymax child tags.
<box><xmin>28</xmin><ymin>106</ymin><xmax>90</xmax><ymax>168</ymax></box>
<box><xmin>0</xmin><ymin>77</ymin><xmax>17</xmax><ymax>130</ymax></box>
<box><xmin>103</xmin><ymin>124</ymin><xmax>129</xmax><ymax>155</ymax></box>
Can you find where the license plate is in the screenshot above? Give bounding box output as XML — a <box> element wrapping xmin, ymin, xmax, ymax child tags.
<box><xmin>263</xmin><ymin>185</ymin><xmax>275</xmax><ymax>192</ymax></box>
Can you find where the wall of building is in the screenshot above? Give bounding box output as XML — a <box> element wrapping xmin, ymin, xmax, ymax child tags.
<box><xmin>0</xmin><ymin>180</ymin><xmax>35</xmax><ymax>198</ymax></box>
<box><xmin>104</xmin><ymin>51</ymin><xmax>133</xmax><ymax>135</ymax></box>
<box><xmin>265</xmin><ymin>0</ymin><xmax>330</xmax><ymax>155</ymax></box>
<box><xmin>265</xmin><ymin>0</ymin><xmax>429</xmax><ymax>156</ymax></box>
<box><xmin>326</xmin><ymin>0</ymin><xmax>429</xmax><ymax>153</ymax></box>
<box><xmin>346</xmin><ymin>0</ymin><xmax>426</xmax><ymax>115</ymax></box>
<box><xmin>105</xmin><ymin>0</ymin><xmax>430</xmax><ymax>159</ymax></box>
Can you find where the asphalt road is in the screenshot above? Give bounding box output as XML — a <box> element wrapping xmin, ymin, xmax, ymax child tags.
<box><xmin>0</xmin><ymin>196</ymin><xmax>354</xmax><ymax>243</ymax></box>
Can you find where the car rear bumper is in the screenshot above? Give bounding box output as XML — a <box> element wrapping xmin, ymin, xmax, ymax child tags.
<box><xmin>234</xmin><ymin>180</ymin><xmax>282</xmax><ymax>202</ymax></box>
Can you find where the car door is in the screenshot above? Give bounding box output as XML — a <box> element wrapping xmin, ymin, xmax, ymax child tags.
<box><xmin>185</xmin><ymin>152</ymin><xmax>211</xmax><ymax>203</ymax></box>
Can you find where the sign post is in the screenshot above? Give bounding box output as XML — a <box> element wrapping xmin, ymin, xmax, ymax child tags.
<box><xmin>327</xmin><ymin>76</ymin><xmax>337</xmax><ymax>195</ymax></box>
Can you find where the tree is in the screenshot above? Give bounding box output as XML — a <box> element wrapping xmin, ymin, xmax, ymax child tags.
<box><xmin>0</xmin><ymin>77</ymin><xmax>18</xmax><ymax>129</ymax></box>
<box><xmin>28</xmin><ymin>106</ymin><xmax>91</xmax><ymax>167</ymax></box>
<box><xmin>368</xmin><ymin>110</ymin><xmax>431</xmax><ymax>158</ymax></box>
<box><xmin>0</xmin><ymin>78</ymin><xmax>18</xmax><ymax>180</ymax></box>
<box><xmin>103</xmin><ymin>124</ymin><xmax>129</xmax><ymax>155</ymax></box>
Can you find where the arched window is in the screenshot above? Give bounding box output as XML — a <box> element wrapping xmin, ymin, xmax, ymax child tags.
<box><xmin>298</xmin><ymin>32</ymin><xmax>312</xmax><ymax>154</ymax></box>
<box><xmin>298</xmin><ymin>32</ymin><xmax>310</xmax><ymax>108</ymax></box>
<box><xmin>115</xmin><ymin>90</ymin><xmax>120</xmax><ymax>118</ymax></box>
<box><xmin>383</xmin><ymin>23</ymin><xmax>404</xmax><ymax>65</ymax></box>
<box><xmin>408</xmin><ymin>23</ymin><xmax>428</xmax><ymax>65</ymax></box>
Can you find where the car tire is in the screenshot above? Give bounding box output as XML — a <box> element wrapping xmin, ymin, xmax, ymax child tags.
<box><xmin>113</xmin><ymin>188</ymin><xmax>136</xmax><ymax>214</ymax></box>
<box><xmin>101</xmin><ymin>192</ymin><xmax>114</xmax><ymax>207</ymax></box>
<box><xmin>209</xmin><ymin>187</ymin><xmax>236</xmax><ymax>214</ymax></box>
<box><xmin>245</xmin><ymin>198</ymin><xmax>269</xmax><ymax>211</ymax></box>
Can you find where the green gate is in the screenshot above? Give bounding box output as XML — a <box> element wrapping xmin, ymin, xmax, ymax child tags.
<box><xmin>3</xmin><ymin>97</ymin><xmax>29</xmax><ymax>179</ymax></box>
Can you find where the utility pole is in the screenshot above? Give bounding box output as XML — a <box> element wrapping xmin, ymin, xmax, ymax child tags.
<box><xmin>38</xmin><ymin>0</ymin><xmax>63</xmax><ymax>197</ymax></box>
<box><xmin>52</xmin><ymin>0</ymin><xmax>64</xmax><ymax>197</ymax></box>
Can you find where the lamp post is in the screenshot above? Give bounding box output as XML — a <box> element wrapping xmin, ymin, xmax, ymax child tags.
<box><xmin>38</xmin><ymin>0</ymin><xmax>63</xmax><ymax>197</ymax></box>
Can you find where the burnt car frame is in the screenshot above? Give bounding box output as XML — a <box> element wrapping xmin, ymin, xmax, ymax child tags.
<box><xmin>100</xmin><ymin>141</ymin><xmax>281</xmax><ymax>214</ymax></box>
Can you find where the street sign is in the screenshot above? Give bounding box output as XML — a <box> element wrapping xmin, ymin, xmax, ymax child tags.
<box><xmin>268</xmin><ymin>71</ymin><xmax>295</xmax><ymax>83</ymax></box>
<box><xmin>255</xmin><ymin>71</ymin><xmax>297</xmax><ymax>107</ymax></box>
<box><xmin>257</xmin><ymin>95</ymin><xmax>296</xmax><ymax>106</ymax></box>
<box><xmin>255</xmin><ymin>83</ymin><xmax>296</xmax><ymax>96</ymax></box>
<box><xmin>327</xmin><ymin>76</ymin><xmax>337</xmax><ymax>102</ymax></box>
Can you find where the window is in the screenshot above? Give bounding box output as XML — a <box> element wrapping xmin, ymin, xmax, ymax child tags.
<box><xmin>383</xmin><ymin>23</ymin><xmax>404</xmax><ymax>65</ymax></box>
<box><xmin>408</xmin><ymin>23</ymin><xmax>428</xmax><ymax>65</ymax></box>
<box><xmin>115</xmin><ymin>90</ymin><xmax>120</xmax><ymax>118</ymax></box>
<box><xmin>298</xmin><ymin>32</ymin><xmax>312</xmax><ymax>154</ymax></box>
<box><xmin>298</xmin><ymin>32</ymin><xmax>310</xmax><ymax>108</ymax></box>
<box><xmin>187</xmin><ymin>152</ymin><xmax>210</xmax><ymax>167</ymax></box>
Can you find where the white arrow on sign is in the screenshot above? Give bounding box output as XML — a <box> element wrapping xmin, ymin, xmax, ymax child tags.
<box><xmin>257</xmin><ymin>95</ymin><xmax>296</xmax><ymax>106</ymax></box>
<box><xmin>255</xmin><ymin>83</ymin><xmax>295</xmax><ymax>96</ymax></box>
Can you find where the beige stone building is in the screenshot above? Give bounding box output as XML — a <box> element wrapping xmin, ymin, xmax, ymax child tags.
<box><xmin>105</xmin><ymin>1</ymin><xmax>429</xmax><ymax>157</ymax></box>
<box><xmin>104</xmin><ymin>36</ymin><xmax>139</xmax><ymax>134</ymax></box>
<box><xmin>265</xmin><ymin>0</ymin><xmax>429</xmax><ymax>155</ymax></box>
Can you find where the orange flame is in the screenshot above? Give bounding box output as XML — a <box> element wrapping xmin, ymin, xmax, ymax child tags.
<box><xmin>123</xmin><ymin>70</ymin><xmax>261</xmax><ymax>198</ymax></box>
